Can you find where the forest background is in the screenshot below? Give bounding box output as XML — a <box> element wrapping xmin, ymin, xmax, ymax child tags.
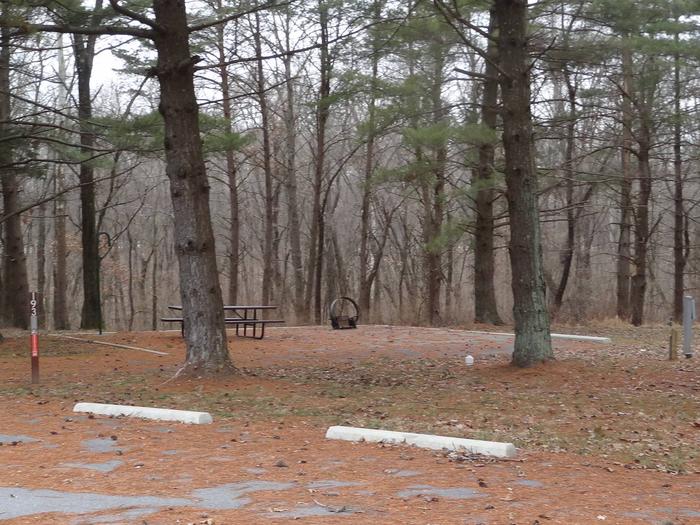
<box><xmin>1</xmin><ymin>0</ymin><xmax>698</xmax><ymax>334</ymax></box>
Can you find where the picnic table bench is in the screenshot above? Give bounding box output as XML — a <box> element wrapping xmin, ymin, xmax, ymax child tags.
<box><xmin>161</xmin><ymin>305</ymin><xmax>284</xmax><ymax>340</ymax></box>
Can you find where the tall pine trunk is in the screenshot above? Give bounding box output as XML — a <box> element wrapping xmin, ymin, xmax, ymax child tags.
<box><xmin>53</xmin><ymin>171</ymin><xmax>69</xmax><ymax>329</ymax></box>
<box><xmin>281</xmin><ymin>14</ymin><xmax>304</xmax><ymax>321</ymax></box>
<box><xmin>152</xmin><ymin>0</ymin><xmax>232</xmax><ymax>373</ymax></box>
<box><xmin>630</xmin><ymin>117</ymin><xmax>652</xmax><ymax>326</ymax></box>
<box><xmin>0</xmin><ymin>22</ymin><xmax>29</xmax><ymax>328</ymax></box>
<box><xmin>254</xmin><ymin>13</ymin><xmax>275</xmax><ymax>306</ymax></box>
<box><xmin>473</xmin><ymin>8</ymin><xmax>503</xmax><ymax>325</ymax></box>
<box><xmin>306</xmin><ymin>0</ymin><xmax>330</xmax><ymax>324</ymax></box>
<box><xmin>214</xmin><ymin>11</ymin><xmax>240</xmax><ymax>306</ymax></box>
<box><xmin>37</xmin><ymin>201</ymin><xmax>47</xmax><ymax>328</ymax></box>
<box><xmin>495</xmin><ymin>0</ymin><xmax>552</xmax><ymax>367</ymax></box>
<box><xmin>423</xmin><ymin>40</ymin><xmax>447</xmax><ymax>326</ymax></box>
<box><xmin>672</xmin><ymin>43</ymin><xmax>686</xmax><ymax>322</ymax></box>
<box><xmin>359</xmin><ymin>0</ymin><xmax>382</xmax><ymax>319</ymax></box>
<box><xmin>53</xmin><ymin>34</ymin><xmax>69</xmax><ymax>330</ymax></box>
<box><xmin>72</xmin><ymin>1</ymin><xmax>103</xmax><ymax>329</ymax></box>
<box><xmin>552</xmin><ymin>68</ymin><xmax>577</xmax><ymax>316</ymax></box>
<box><xmin>616</xmin><ymin>46</ymin><xmax>633</xmax><ymax>320</ymax></box>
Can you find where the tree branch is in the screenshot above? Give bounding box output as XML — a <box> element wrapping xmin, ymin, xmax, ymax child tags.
<box><xmin>108</xmin><ymin>0</ymin><xmax>162</xmax><ymax>31</ymax></box>
<box><xmin>188</xmin><ymin>0</ymin><xmax>290</xmax><ymax>33</ymax></box>
<box><xmin>432</xmin><ymin>0</ymin><xmax>509</xmax><ymax>80</ymax></box>
<box><xmin>17</xmin><ymin>23</ymin><xmax>152</xmax><ymax>39</ymax></box>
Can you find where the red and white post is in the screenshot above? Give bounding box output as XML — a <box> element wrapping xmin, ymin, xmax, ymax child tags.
<box><xmin>29</xmin><ymin>292</ymin><xmax>39</xmax><ymax>384</ymax></box>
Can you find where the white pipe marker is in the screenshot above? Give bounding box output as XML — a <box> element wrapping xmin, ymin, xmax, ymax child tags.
<box><xmin>462</xmin><ymin>330</ymin><xmax>611</xmax><ymax>343</ymax></box>
<box><xmin>325</xmin><ymin>426</ymin><xmax>516</xmax><ymax>458</ymax></box>
<box><xmin>74</xmin><ymin>402</ymin><xmax>213</xmax><ymax>424</ymax></box>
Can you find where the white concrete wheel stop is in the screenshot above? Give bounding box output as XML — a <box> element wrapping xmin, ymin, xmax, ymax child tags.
<box><xmin>74</xmin><ymin>402</ymin><xmax>213</xmax><ymax>424</ymax></box>
<box><xmin>325</xmin><ymin>426</ymin><xmax>516</xmax><ymax>458</ymax></box>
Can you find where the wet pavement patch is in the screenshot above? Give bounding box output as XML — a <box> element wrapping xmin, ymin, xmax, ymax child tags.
<box><xmin>266</xmin><ymin>503</ymin><xmax>358</xmax><ymax>519</ymax></box>
<box><xmin>77</xmin><ymin>507</ymin><xmax>156</xmax><ymax>524</ymax></box>
<box><xmin>397</xmin><ymin>485</ymin><xmax>483</xmax><ymax>500</ymax></box>
<box><xmin>0</xmin><ymin>487</ymin><xmax>190</xmax><ymax>519</ymax></box>
<box><xmin>1</xmin><ymin>480</ymin><xmax>300</xmax><ymax>520</ymax></box>
<box><xmin>243</xmin><ymin>467</ymin><xmax>267</xmax><ymax>475</ymax></box>
<box><xmin>384</xmin><ymin>469</ymin><xmax>421</xmax><ymax>478</ymax></box>
<box><xmin>657</xmin><ymin>507</ymin><xmax>700</xmax><ymax>518</ymax></box>
<box><xmin>95</xmin><ymin>419</ymin><xmax>121</xmax><ymax>428</ymax></box>
<box><xmin>621</xmin><ymin>511</ymin><xmax>654</xmax><ymax>520</ymax></box>
<box><xmin>306</xmin><ymin>480</ymin><xmax>363</xmax><ymax>490</ymax></box>
<box><xmin>514</xmin><ymin>479</ymin><xmax>544</xmax><ymax>488</ymax></box>
<box><xmin>191</xmin><ymin>481</ymin><xmax>296</xmax><ymax>510</ymax></box>
<box><xmin>81</xmin><ymin>438</ymin><xmax>120</xmax><ymax>453</ymax></box>
<box><xmin>60</xmin><ymin>460</ymin><xmax>123</xmax><ymax>473</ymax></box>
<box><xmin>0</xmin><ymin>434</ymin><xmax>38</xmax><ymax>444</ymax></box>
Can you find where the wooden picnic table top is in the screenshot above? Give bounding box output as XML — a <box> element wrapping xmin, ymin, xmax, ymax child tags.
<box><xmin>167</xmin><ymin>305</ymin><xmax>278</xmax><ymax>310</ymax></box>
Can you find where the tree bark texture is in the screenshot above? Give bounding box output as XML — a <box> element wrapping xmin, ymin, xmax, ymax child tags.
<box><xmin>672</xmin><ymin>44</ymin><xmax>686</xmax><ymax>323</ymax></box>
<box><xmin>72</xmin><ymin>1</ymin><xmax>103</xmax><ymax>330</ymax></box>
<box><xmin>37</xmin><ymin>201</ymin><xmax>47</xmax><ymax>328</ymax></box>
<box><xmin>630</xmin><ymin>117</ymin><xmax>652</xmax><ymax>326</ymax></box>
<box><xmin>552</xmin><ymin>68</ymin><xmax>576</xmax><ymax>316</ymax></box>
<box><xmin>215</xmin><ymin>16</ymin><xmax>240</xmax><ymax>306</ymax></box>
<box><xmin>152</xmin><ymin>0</ymin><xmax>232</xmax><ymax>373</ymax></box>
<box><xmin>0</xmin><ymin>23</ymin><xmax>29</xmax><ymax>328</ymax></box>
<box><xmin>306</xmin><ymin>0</ymin><xmax>330</xmax><ymax>324</ymax></box>
<box><xmin>495</xmin><ymin>0</ymin><xmax>552</xmax><ymax>366</ymax></box>
<box><xmin>254</xmin><ymin>13</ymin><xmax>275</xmax><ymax>306</ymax></box>
<box><xmin>473</xmin><ymin>8</ymin><xmax>503</xmax><ymax>325</ymax></box>
<box><xmin>358</xmin><ymin>0</ymin><xmax>382</xmax><ymax>319</ymax></box>
<box><xmin>281</xmin><ymin>18</ymin><xmax>304</xmax><ymax>320</ymax></box>
<box><xmin>53</xmin><ymin>35</ymin><xmax>69</xmax><ymax>330</ymax></box>
<box><xmin>616</xmin><ymin>46</ymin><xmax>633</xmax><ymax>321</ymax></box>
<box><xmin>422</xmin><ymin>39</ymin><xmax>447</xmax><ymax>326</ymax></box>
<box><xmin>53</xmin><ymin>172</ymin><xmax>69</xmax><ymax>329</ymax></box>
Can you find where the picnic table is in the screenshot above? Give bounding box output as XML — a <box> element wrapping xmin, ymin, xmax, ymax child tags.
<box><xmin>161</xmin><ymin>305</ymin><xmax>284</xmax><ymax>340</ymax></box>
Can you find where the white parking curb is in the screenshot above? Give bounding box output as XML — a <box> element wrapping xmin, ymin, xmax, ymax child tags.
<box><xmin>74</xmin><ymin>402</ymin><xmax>213</xmax><ymax>424</ymax></box>
<box><xmin>325</xmin><ymin>426</ymin><xmax>516</xmax><ymax>458</ymax></box>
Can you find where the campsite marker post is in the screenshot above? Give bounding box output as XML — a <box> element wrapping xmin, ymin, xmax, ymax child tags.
<box><xmin>30</xmin><ymin>292</ymin><xmax>39</xmax><ymax>384</ymax></box>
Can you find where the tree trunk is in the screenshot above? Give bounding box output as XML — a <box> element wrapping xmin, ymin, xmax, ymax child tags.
<box><xmin>672</xmin><ymin>43</ymin><xmax>685</xmax><ymax>323</ymax></box>
<box><xmin>37</xmin><ymin>201</ymin><xmax>47</xmax><ymax>328</ymax></box>
<box><xmin>152</xmin><ymin>0</ymin><xmax>232</xmax><ymax>373</ymax></box>
<box><xmin>72</xmin><ymin>1</ymin><xmax>103</xmax><ymax>330</ymax></box>
<box><xmin>127</xmin><ymin>230</ymin><xmax>135</xmax><ymax>331</ymax></box>
<box><xmin>359</xmin><ymin>0</ymin><xmax>382</xmax><ymax>318</ymax></box>
<box><xmin>214</xmin><ymin>11</ymin><xmax>240</xmax><ymax>306</ymax></box>
<box><xmin>616</xmin><ymin>46</ymin><xmax>633</xmax><ymax>321</ymax></box>
<box><xmin>473</xmin><ymin>8</ymin><xmax>503</xmax><ymax>325</ymax></box>
<box><xmin>423</xmin><ymin>40</ymin><xmax>447</xmax><ymax>326</ymax></box>
<box><xmin>254</xmin><ymin>13</ymin><xmax>275</xmax><ymax>306</ymax></box>
<box><xmin>445</xmin><ymin>214</ymin><xmax>454</xmax><ymax>322</ymax></box>
<box><xmin>53</xmin><ymin>172</ymin><xmax>69</xmax><ymax>330</ymax></box>
<box><xmin>53</xmin><ymin>34</ymin><xmax>69</xmax><ymax>330</ymax></box>
<box><xmin>630</xmin><ymin>119</ymin><xmax>652</xmax><ymax>326</ymax></box>
<box><xmin>574</xmin><ymin>215</ymin><xmax>594</xmax><ymax>322</ymax></box>
<box><xmin>314</xmin><ymin>206</ymin><xmax>325</xmax><ymax>324</ymax></box>
<box><xmin>306</xmin><ymin>0</ymin><xmax>330</xmax><ymax>324</ymax></box>
<box><xmin>552</xmin><ymin>68</ymin><xmax>577</xmax><ymax>316</ymax></box>
<box><xmin>0</xmin><ymin>22</ymin><xmax>29</xmax><ymax>328</ymax></box>
<box><xmin>151</xmin><ymin>225</ymin><xmax>159</xmax><ymax>331</ymax></box>
<box><xmin>281</xmin><ymin>14</ymin><xmax>304</xmax><ymax>321</ymax></box>
<box><xmin>495</xmin><ymin>0</ymin><xmax>552</xmax><ymax>367</ymax></box>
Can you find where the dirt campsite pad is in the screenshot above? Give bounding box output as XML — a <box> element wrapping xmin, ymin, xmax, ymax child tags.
<box><xmin>0</xmin><ymin>325</ymin><xmax>698</xmax><ymax>524</ymax></box>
